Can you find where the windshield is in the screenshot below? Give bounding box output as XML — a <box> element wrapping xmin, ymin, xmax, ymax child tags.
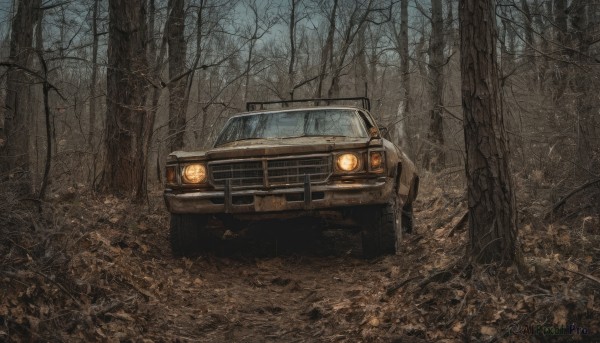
<box><xmin>214</xmin><ymin>109</ymin><xmax>369</xmax><ymax>146</ymax></box>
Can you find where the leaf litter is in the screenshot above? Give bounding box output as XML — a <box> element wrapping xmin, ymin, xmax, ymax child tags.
<box><xmin>0</xmin><ymin>174</ymin><xmax>599</xmax><ymax>342</ymax></box>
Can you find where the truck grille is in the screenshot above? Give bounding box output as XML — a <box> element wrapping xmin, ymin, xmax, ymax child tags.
<box><xmin>209</xmin><ymin>155</ymin><xmax>331</xmax><ymax>188</ymax></box>
<box><xmin>267</xmin><ymin>157</ymin><xmax>330</xmax><ymax>185</ymax></box>
<box><xmin>210</xmin><ymin>161</ymin><xmax>263</xmax><ymax>188</ymax></box>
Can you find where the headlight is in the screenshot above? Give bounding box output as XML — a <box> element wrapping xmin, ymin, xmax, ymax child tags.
<box><xmin>166</xmin><ymin>166</ymin><xmax>176</xmax><ymax>184</ymax></box>
<box><xmin>182</xmin><ymin>164</ymin><xmax>207</xmax><ymax>184</ymax></box>
<box><xmin>336</xmin><ymin>153</ymin><xmax>359</xmax><ymax>172</ymax></box>
<box><xmin>369</xmin><ymin>151</ymin><xmax>384</xmax><ymax>172</ymax></box>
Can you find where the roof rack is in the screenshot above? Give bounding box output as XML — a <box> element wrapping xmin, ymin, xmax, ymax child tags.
<box><xmin>246</xmin><ymin>97</ymin><xmax>371</xmax><ymax>112</ymax></box>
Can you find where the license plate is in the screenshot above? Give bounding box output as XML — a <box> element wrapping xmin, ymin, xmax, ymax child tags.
<box><xmin>254</xmin><ymin>195</ymin><xmax>286</xmax><ymax>212</ymax></box>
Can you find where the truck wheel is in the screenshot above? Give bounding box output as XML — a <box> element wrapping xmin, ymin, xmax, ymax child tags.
<box><xmin>169</xmin><ymin>214</ymin><xmax>210</xmax><ymax>257</ymax></box>
<box><xmin>402</xmin><ymin>202</ymin><xmax>414</xmax><ymax>234</ymax></box>
<box><xmin>362</xmin><ymin>198</ymin><xmax>401</xmax><ymax>258</ymax></box>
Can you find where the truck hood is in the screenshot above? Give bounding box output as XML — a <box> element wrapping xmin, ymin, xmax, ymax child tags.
<box><xmin>171</xmin><ymin>136</ymin><xmax>381</xmax><ymax>161</ymax></box>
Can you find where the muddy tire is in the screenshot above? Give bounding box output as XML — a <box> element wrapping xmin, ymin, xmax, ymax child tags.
<box><xmin>402</xmin><ymin>202</ymin><xmax>414</xmax><ymax>234</ymax></box>
<box><xmin>361</xmin><ymin>198</ymin><xmax>400</xmax><ymax>258</ymax></box>
<box><xmin>169</xmin><ymin>214</ymin><xmax>210</xmax><ymax>257</ymax></box>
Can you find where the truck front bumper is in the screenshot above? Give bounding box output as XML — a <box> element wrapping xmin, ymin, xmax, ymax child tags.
<box><xmin>164</xmin><ymin>177</ymin><xmax>395</xmax><ymax>214</ymax></box>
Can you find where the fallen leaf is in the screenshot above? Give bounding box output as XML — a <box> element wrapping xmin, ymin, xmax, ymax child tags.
<box><xmin>368</xmin><ymin>317</ymin><xmax>380</xmax><ymax>327</ymax></box>
<box><xmin>452</xmin><ymin>321</ymin><xmax>463</xmax><ymax>333</ymax></box>
<box><xmin>108</xmin><ymin>311</ymin><xmax>135</xmax><ymax>322</ymax></box>
<box><xmin>553</xmin><ymin>305</ymin><xmax>568</xmax><ymax>326</ymax></box>
<box><xmin>480</xmin><ymin>326</ymin><xmax>497</xmax><ymax>336</ymax></box>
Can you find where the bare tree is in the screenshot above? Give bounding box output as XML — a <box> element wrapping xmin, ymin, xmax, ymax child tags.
<box><xmin>570</xmin><ymin>0</ymin><xmax>599</xmax><ymax>177</ymax></box>
<box><xmin>0</xmin><ymin>0</ymin><xmax>42</xmax><ymax>193</ymax></box>
<box><xmin>101</xmin><ymin>0</ymin><xmax>150</xmax><ymax>198</ymax></box>
<box><xmin>167</xmin><ymin>0</ymin><xmax>187</xmax><ymax>151</ymax></box>
<box><xmin>314</xmin><ymin>0</ymin><xmax>338</xmax><ymax>99</ymax></box>
<box><xmin>326</xmin><ymin>0</ymin><xmax>389</xmax><ymax>98</ymax></box>
<box><xmin>287</xmin><ymin>0</ymin><xmax>298</xmax><ymax>99</ymax></box>
<box><xmin>242</xmin><ymin>0</ymin><xmax>277</xmax><ymax>102</ymax></box>
<box><xmin>460</xmin><ymin>0</ymin><xmax>518</xmax><ymax>264</ymax></box>
<box><xmin>423</xmin><ymin>0</ymin><xmax>445</xmax><ymax>171</ymax></box>
<box><xmin>88</xmin><ymin>0</ymin><xmax>100</xmax><ymax>185</ymax></box>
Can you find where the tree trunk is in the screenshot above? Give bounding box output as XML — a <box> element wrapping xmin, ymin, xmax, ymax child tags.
<box><xmin>141</xmin><ymin>0</ymin><xmax>165</xmax><ymax>194</ymax></box>
<box><xmin>570</xmin><ymin>0</ymin><xmax>598</xmax><ymax>177</ymax></box>
<box><xmin>399</xmin><ymin>0</ymin><xmax>410</xmax><ymax>150</ymax></box>
<box><xmin>459</xmin><ymin>0</ymin><xmax>518</xmax><ymax>264</ymax></box>
<box><xmin>354</xmin><ymin>25</ymin><xmax>368</xmax><ymax>98</ymax></box>
<box><xmin>89</xmin><ymin>0</ymin><xmax>100</xmax><ymax>186</ymax></box>
<box><xmin>1</xmin><ymin>0</ymin><xmax>41</xmax><ymax>193</ymax></box>
<box><xmin>314</xmin><ymin>0</ymin><xmax>337</xmax><ymax>99</ymax></box>
<box><xmin>167</xmin><ymin>0</ymin><xmax>187</xmax><ymax>151</ymax></box>
<box><xmin>521</xmin><ymin>0</ymin><xmax>536</xmax><ymax>90</ymax></box>
<box><xmin>391</xmin><ymin>0</ymin><xmax>410</xmax><ymax>150</ymax></box>
<box><xmin>101</xmin><ymin>0</ymin><xmax>149</xmax><ymax>198</ymax></box>
<box><xmin>288</xmin><ymin>0</ymin><xmax>296</xmax><ymax>99</ymax></box>
<box><xmin>424</xmin><ymin>0</ymin><xmax>445</xmax><ymax>171</ymax></box>
<box><xmin>192</xmin><ymin>2</ymin><xmax>205</xmax><ymax>143</ymax></box>
<box><xmin>552</xmin><ymin>0</ymin><xmax>568</xmax><ymax>100</ymax></box>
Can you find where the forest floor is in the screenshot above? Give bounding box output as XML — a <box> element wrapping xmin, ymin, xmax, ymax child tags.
<box><xmin>1</xmin><ymin>173</ymin><xmax>599</xmax><ymax>342</ymax></box>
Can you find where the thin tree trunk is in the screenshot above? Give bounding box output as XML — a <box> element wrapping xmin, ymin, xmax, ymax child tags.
<box><xmin>38</xmin><ymin>55</ymin><xmax>52</xmax><ymax>200</ymax></box>
<box><xmin>354</xmin><ymin>25</ymin><xmax>368</xmax><ymax>98</ymax></box>
<box><xmin>195</xmin><ymin>6</ymin><xmax>205</xmax><ymax>143</ymax></box>
<box><xmin>89</xmin><ymin>0</ymin><xmax>100</xmax><ymax>187</ymax></box>
<box><xmin>288</xmin><ymin>0</ymin><xmax>296</xmax><ymax>99</ymax></box>
<box><xmin>147</xmin><ymin>0</ymin><xmax>167</xmax><ymax>185</ymax></box>
<box><xmin>570</xmin><ymin>0</ymin><xmax>597</xmax><ymax>177</ymax></box>
<box><xmin>398</xmin><ymin>0</ymin><xmax>410</xmax><ymax>150</ymax></box>
<box><xmin>186</xmin><ymin>0</ymin><xmax>205</xmax><ymax>144</ymax></box>
<box><xmin>459</xmin><ymin>0</ymin><xmax>518</xmax><ymax>264</ymax></box>
<box><xmin>552</xmin><ymin>0</ymin><xmax>568</xmax><ymax>100</ymax></box>
<box><xmin>314</xmin><ymin>0</ymin><xmax>337</xmax><ymax>99</ymax></box>
<box><xmin>424</xmin><ymin>0</ymin><xmax>445</xmax><ymax>171</ymax></box>
<box><xmin>167</xmin><ymin>0</ymin><xmax>187</xmax><ymax>151</ymax></box>
<box><xmin>521</xmin><ymin>0</ymin><xmax>536</xmax><ymax>90</ymax></box>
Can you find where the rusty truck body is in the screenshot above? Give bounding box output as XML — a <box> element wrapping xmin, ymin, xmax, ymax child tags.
<box><xmin>164</xmin><ymin>98</ymin><xmax>419</xmax><ymax>257</ymax></box>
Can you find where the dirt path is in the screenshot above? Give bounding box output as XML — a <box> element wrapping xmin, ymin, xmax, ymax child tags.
<box><xmin>130</xmin><ymin>224</ymin><xmax>413</xmax><ymax>341</ymax></box>
<box><xmin>65</xmin><ymin>194</ymin><xmax>425</xmax><ymax>342</ymax></box>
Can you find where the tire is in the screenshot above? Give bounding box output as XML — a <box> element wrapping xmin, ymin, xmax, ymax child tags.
<box><xmin>169</xmin><ymin>214</ymin><xmax>210</xmax><ymax>257</ymax></box>
<box><xmin>361</xmin><ymin>197</ymin><xmax>401</xmax><ymax>258</ymax></box>
<box><xmin>401</xmin><ymin>202</ymin><xmax>414</xmax><ymax>234</ymax></box>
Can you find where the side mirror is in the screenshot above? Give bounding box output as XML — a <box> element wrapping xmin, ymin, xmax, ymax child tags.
<box><xmin>369</xmin><ymin>127</ymin><xmax>379</xmax><ymax>138</ymax></box>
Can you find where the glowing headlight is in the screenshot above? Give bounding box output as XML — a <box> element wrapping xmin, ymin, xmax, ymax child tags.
<box><xmin>337</xmin><ymin>153</ymin><xmax>359</xmax><ymax>172</ymax></box>
<box><xmin>370</xmin><ymin>151</ymin><xmax>384</xmax><ymax>172</ymax></box>
<box><xmin>182</xmin><ymin>164</ymin><xmax>207</xmax><ymax>184</ymax></box>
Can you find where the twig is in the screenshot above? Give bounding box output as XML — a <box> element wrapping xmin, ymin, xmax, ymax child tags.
<box><xmin>547</xmin><ymin>178</ymin><xmax>600</xmax><ymax>218</ymax></box>
<box><xmin>561</xmin><ymin>266</ymin><xmax>600</xmax><ymax>286</ymax></box>
<box><xmin>386</xmin><ymin>275</ymin><xmax>419</xmax><ymax>296</ymax></box>
<box><xmin>91</xmin><ymin>295</ymin><xmax>136</xmax><ymax>317</ymax></box>
<box><xmin>32</xmin><ymin>270</ymin><xmax>82</xmax><ymax>307</ymax></box>
<box><xmin>447</xmin><ymin>211</ymin><xmax>468</xmax><ymax>237</ymax></box>
<box><xmin>418</xmin><ymin>270</ymin><xmax>454</xmax><ymax>289</ymax></box>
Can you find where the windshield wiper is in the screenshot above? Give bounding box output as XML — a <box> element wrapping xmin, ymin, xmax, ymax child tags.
<box><xmin>285</xmin><ymin>134</ymin><xmax>350</xmax><ymax>138</ymax></box>
<box><xmin>215</xmin><ymin>137</ymin><xmax>272</xmax><ymax>147</ymax></box>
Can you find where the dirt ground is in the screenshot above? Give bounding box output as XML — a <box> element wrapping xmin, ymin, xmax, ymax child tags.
<box><xmin>1</xmin><ymin>175</ymin><xmax>599</xmax><ymax>342</ymax></box>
